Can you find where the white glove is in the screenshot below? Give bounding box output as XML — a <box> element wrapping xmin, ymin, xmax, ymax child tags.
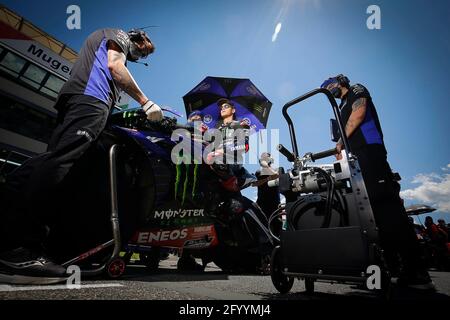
<box><xmin>142</xmin><ymin>100</ymin><xmax>163</xmax><ymax>122</ymax></box>
<box><xmin>260</xmin><ymin>160</ymin><xmax>270</xmax><ymax>168</ymax></box>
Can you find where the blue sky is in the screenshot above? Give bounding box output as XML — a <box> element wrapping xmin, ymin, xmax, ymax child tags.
<box><xmin>4</xmin><ymin>0</ymin><xmax>449</xmax><ymax>222</ymax></box>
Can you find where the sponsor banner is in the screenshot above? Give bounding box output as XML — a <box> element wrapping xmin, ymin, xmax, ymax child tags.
<box><xmin>130</xmin><ymin>225</ymin><xmax>218</xmax><ymax>248</ymax></box>
<box><xmin>0</xmin><ymin>21</ymin><xmax>73</xmax><ymax>78</ymax></box>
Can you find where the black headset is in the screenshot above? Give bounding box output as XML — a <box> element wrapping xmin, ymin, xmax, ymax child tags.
<box><xmin>336</xmin><ymin>74</ymin><xmax>350</xmax><ymax>88</ymax></box>
<box><xmin>127</xmin><ymin>29</ymin><xmax>148</xmax><ymax>42</ymax></box>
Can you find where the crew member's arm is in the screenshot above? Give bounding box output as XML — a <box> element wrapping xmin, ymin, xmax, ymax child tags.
<box><xmin>107</xmin><ymin>41</ymin><xmax>162</xmax><ymax>121</ymax></box>
<box><xmin>336</xmin><ymin>97</ymin><xmax>367</xmax><ymax>159</ymax></box>
<box><xmin>107</xmin><ymin>41</ymin><xmax>147</xmax><ymax>105</ymax></box>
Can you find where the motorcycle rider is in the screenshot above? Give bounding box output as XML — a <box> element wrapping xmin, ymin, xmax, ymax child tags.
<box><xmin>321</xmin><ymin>74</ymin><xmax>434</xmax><ymax>290</ymax></box>
<box><xmin>208</xmin><ymin>98</ymin><xmax>255</xmax><ymax>191</ymax></box>
<box><xmin>0</xmin><ymin>28</ymin><xmax>163</xmax><ymax>284</ymax></box>
<box><xmin>209</xmin><ymin>99</ymin><xmax>271</xmax><ymax>272</ymax></box>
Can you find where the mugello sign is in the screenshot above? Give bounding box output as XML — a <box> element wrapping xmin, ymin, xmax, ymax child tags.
<box><xmin>0</xmin><ymin>21</ymin><xmax>73</xmax><ymax>79</ymax></box>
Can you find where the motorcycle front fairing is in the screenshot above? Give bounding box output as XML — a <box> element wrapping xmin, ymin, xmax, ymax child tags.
<box><xmin>109</xmin><ymin>123</ymin><xmax>220</xmax><ymax>250</ymax></box>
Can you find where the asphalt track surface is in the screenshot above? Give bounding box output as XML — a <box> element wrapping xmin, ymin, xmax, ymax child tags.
<box><xmin>0</xmin><ymin>255</ymin><xmax>449</xmax><ymax>301</ymax></box>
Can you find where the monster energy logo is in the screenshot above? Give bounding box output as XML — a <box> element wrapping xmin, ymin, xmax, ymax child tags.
<box><xmin>154</xmin><ymin>209</ymin><xmax>205</xmax><ymax>220</ymax></box>
<box><xmin>174</xmin><ymin>155</ymin><xmax>200</xmax><ymax>205</ymax></box>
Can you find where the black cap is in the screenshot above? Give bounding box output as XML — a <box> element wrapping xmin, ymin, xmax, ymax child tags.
<box><xmin>217</xmin><ymin>98</ymin><xmax>234</xmax><ymax>108</ymax></box>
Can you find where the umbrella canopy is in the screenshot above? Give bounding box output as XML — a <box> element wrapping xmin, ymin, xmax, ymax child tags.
<box><xmin>405</xmin><ymin>204</ymin><xmax>437</xmax><ymax>216</ymax></box>
<box><xmin>183</xmin><ymin>76</ymin><xmax>272</xmax><ymax>131</ymax></box>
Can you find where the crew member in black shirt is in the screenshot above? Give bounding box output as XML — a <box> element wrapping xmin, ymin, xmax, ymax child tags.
<box><xmin>0</xmin><ymin>28</ymin><xmax>163</xmax><ymax>284</ymax></box>
<box><xmin>321</xmin><ymin>74</ymin><xmax>434</xmax><ymax>290</ymax></box>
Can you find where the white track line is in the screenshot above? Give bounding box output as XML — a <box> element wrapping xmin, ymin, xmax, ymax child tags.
<box><xmin>0</xmin><ymin>283</ymin><xmax>123</xmax><ymax>292</ymax></box>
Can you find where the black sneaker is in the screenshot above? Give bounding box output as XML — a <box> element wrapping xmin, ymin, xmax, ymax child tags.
<box><xmin>177</xmin><ymin>256</ymin><xmax>204</xmax><ymax>272</ymax></box>
<box><xmin>396</xmin><ymin>272</ymin><xmax>436</xmax><ymax>291</ymax></box>
<box><xmin>0</xmin><ymin>247</ymin><xmax>68</xmax><ymax>285</ymax></box>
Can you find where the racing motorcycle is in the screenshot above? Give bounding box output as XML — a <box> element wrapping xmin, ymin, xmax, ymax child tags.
<box><xmin>41</xmin><ymin>108</ymin><xmax>273</xmax><ymax>277</ymax></box>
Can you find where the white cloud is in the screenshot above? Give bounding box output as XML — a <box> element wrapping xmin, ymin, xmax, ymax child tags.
<box><xmin>400</xmin><ymin>165</ymin><xmax>450</xmax><ymax>213</ymax></box>
<box><xmin>272</xmin><ymin>23</ymin><xmax>282</xmax><ymax>42</ymax></box>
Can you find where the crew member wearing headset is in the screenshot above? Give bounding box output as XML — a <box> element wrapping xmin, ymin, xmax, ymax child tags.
<box><xmin>0</xmin><ymin>28</ymin><xmax>163</xmax><ymax>284</ymax></box>
<box><xmin>321</xmin><ymin>74</ymin><xmax>434</xmax><ymax>290</ymax></box>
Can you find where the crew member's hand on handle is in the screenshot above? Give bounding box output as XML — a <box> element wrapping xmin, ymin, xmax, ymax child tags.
<box><xmin>142</xmin><ymin>100</ymin><xmax>163</xmax><ymax>122</ymax></box>
<box><xmin>335</xmin><ymin>138</ymin><xmax>344</xmax><ymax>160</ymax></box>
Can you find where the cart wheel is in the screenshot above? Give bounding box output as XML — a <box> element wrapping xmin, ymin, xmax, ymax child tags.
<box><xmin>105</xmin><ymin>257</ymin><xmax>126</xmax><ymax>279</ymax></box>
<box><xmin>304</xmin><ymin>278</ymin><xmax>315</xmax><ymax>294</ymax></box>
<box><xmin>270</xmin><ymin>246</ymin><xmax>294</xmax><ymax>294</ymax></box>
